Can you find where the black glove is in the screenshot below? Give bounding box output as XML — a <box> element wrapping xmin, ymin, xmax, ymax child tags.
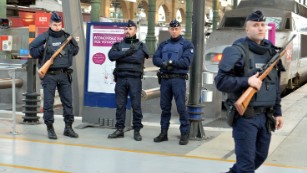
<box><xmin>125</xmin><ymin>45</ymin><xmax>137</xmax><ymax>56</ymax></box>
<box><xmin>161</xmin><ymin>61</ymin><xmax>168</xmax><ymax>69</ymax></box>
<box><xmin>166</xmin><ymin>65</ymin><xmax>173</xmax><ymax>71</ymax></box>
<box><xmin>70</xmin><ymin>38</ymin><xmax>78</xmax><ymax>47</ymax></box>
<box><xmin>167</xmin><ymin>60</ymin><xmax>174</xmax><ymax>70</ymax></box>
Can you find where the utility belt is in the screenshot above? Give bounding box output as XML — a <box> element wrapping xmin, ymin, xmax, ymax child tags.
<box><xmin>47</xmin><ymin>68</ymin><xmax>68</xmax><ymax>75</ymax></box>
<box><xmin>113</xmin><ymin>69</ymin><xmax>142</xmax><ymax>82</ymax></box>
<box><xmin>117</xmin><ymin>75</ymin><xmax>142</xmax><ymax>79</ymax></box>
<box><xmin>158</xmin><ymin>72</ymin><xmax>188</xmax><ymax>80</ymax></box>
<box><xmin>244</xmin><ymin>106</ymin><xmax>276</xmax><ymax>133</ymax></box>
<box><xmin>47</xmin><ymin>68</ymin><xmax>73</xmax><ymax>83</ymax></box>
<box><xmin>244</xmin><ymin>106</ymin><xmax>272</xmax><ymax>118</ymax></box>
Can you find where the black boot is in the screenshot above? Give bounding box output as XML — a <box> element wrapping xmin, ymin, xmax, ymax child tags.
<box><xmin>47</xmin><ymin>124</ymin><xmax>57</xmax><ymax>140</ymax></box>
<box><xmin>179</xmin><ymin>133</ymin><xmax>189</xmax><ymax>145</ymax></box>
<box><xmin>225</xmin><ymin>169</ymin><xmax>236</xmax><ymax>173</ymax></box>
<box><xmin>153</xmin><ymin>129</ymin><xmax>168</xmax><ymax>142</ymax></box>
<box><xmin>108</xmin><ymin>129</ymin><xmax>124</xmax><ymax>138</ymax></box>
<box><xmin>134</xmin><ymin>130</ymin><xmax>142</xmax><ymax>141</ymax></box>
<box><xmin>63</xmin><ymin>123</ymin><xmax>79</xmax><ymax>138</ymax></box>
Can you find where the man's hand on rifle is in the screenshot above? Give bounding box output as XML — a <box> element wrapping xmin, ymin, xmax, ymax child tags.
<box><xmin>248</xmin><ymin>72</ymin><xmax>262</xmax><ymax>90</ymax></box>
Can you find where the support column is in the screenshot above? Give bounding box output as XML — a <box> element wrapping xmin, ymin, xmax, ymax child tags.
<box><xmin>233</xmin><ymin>0</ymin><xmax>238</xmax><ymax>9</ymax></box>
<box><xmin>91</xmin><ymin>0</ymin><xmax>102</xmax><ymax>22</ymax></box>
<box><xmin>185</xmin><ymin>0</ymin><xmax>192</xmax><ymax>41</ymax></box>
<box><xmin>212</xmin><ymin>0</ymin><xmax>219</xmax><ymax>30</ymax></box>
<box><xmin>145</xmin><ymin>0</ymin><xmax>156</xmax><ymax>55</ymax></box>
<box><xmin>22</xmin><ymin>25</ymin><xmax>40</xmax><ymax>124</ymax></box>
<box><xmin>62</xmin><ymin>0</ymin><xmax>86</xmax><ymax>117</ymax></box>
<box><xmin>0</xmin><ymin>0</ymin><xmax>6</xmax><ymax>18</ymax></box>
<box><xmin>188</xmin><ymin>0</ymin><xmax>206</xmax><ymax>140</ymax></box>
<box><xmin>100</xmin><ymin>0</ymin><xmax>108</xmax><ymax>17</ymax></box>
<box><xmin>171</xmin><ymin>0</ymin><xmax>176</xmax><ymax>20</ymax></box>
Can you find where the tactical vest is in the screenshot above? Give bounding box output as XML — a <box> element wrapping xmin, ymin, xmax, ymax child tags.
<box><xmin>229</xmin><ymin>43</ymin><xmax>278</xmax><ymax>107</ymax></box>
<box><xmin>115</xmin><ymin>41</ymin><xmax>144</xmax><ymax>74</ymax></box>
<box><xmin>44</xmin><ymin>35</ymin><xmax>73</xmax><ymax>69</ymax></box>
<box><xmin>161</xmin><ymin>40</ymin><xmax>184</xmax><ymax>62</ymax></box>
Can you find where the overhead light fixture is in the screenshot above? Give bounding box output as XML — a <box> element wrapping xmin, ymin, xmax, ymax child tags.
<box><xmin>124</xmin><ymin>0</ymin><xmax>136</xmax><ymax>2</ymax></box>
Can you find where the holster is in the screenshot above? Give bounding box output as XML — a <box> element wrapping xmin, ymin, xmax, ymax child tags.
<box><xmin>113</xmin><ymin>69</ymin><xmax>118</xmax><ymax>82</ymax></box>
<box><xmin>226</xmin><ymin>105</ymin><xmax>237</xmax><ymax>127</ymax></box>
<box><xmin>224</xmin><ymin>100</ymin><xmax>238</xmax><ymax>127</ymax></box>
<box><xmin>65</xmin><ymin>68</ymin><xmax>73</xmax><ymax>83</ymax></box>
<box><xmin>157</xmin><ymin>71</ymin><xmax>162</xmax><ymax>84</ymax></box>
<box><xmin>266</xmin><ymin>110</ymin><xmax>276</xmax><ymax>133</ymax></box>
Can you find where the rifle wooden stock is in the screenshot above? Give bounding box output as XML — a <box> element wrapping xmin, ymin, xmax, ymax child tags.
<box><xmin>234</xmin><ymin>58</ymin><xmax>280</xmax><ymax>116</ymax></box>
<box><xmin>37</xmin><ymin>35</ymin><xmax>73</xmax><ymax>79</ymax></box>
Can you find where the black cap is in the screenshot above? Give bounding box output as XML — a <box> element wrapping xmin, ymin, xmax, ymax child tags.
<box><xmin>246</xmin><ymin>10</ymin><xmax>266</xmax><ymax>22</ymax></box>
<box><xmin>169</xmin><ymin>19</ymin><xmax>180</xmax><ymax>27</ymax></box>
<box><xmin>50</xmin><ymin>11</ymin><xmax>62</xmax><ymax>22</ymax></box>
<box><xmin>127</xmin><ymin>20</ymin><xmax>137</xmax><ymax>27</ymax></box>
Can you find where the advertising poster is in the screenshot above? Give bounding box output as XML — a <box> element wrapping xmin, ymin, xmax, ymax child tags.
<box><xmin>84</xmin><ymin>22</ymin><xmax>126</xmax><ymax>108</ymax></box>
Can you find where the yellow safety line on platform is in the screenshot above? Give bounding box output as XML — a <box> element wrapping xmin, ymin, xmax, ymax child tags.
<box><xmin>1</xmin><ymin>135</ymin><xmax>306</xmax><ymax>171</ymax></box>
<box><xmin>0</xmin><ymin>163</ymin><xmax>70</xmax><ymax>173</ymax></box>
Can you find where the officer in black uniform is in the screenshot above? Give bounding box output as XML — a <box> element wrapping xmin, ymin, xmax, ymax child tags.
<box><xmin>214</xmin><ymin>10</ymin><xmax>284</xmax><ymax>173</ymax></box>
<box><xmin>153</xmin><ymin>20</ymin><xmax>194</xmax><ymax>145</ymax></box>
<box><xmin>108</xmin><ymin>20</ymin><xmax>149</xmax><ymax>141</ymax></box>
<box><xmin>29</xmin><ymin>12</ymin><xmax>79</xmax><ymax>140</ymax></box>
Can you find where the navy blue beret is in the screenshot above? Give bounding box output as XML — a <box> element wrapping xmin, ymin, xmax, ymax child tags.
<box><xmin>246</xmin><ymin>10</ymin><xmax>266</xmax><ymax>22</ymax></box>
<box><xmin>169</xmin><ymin>19</ymin><xmax>180</xmax><ymax>27</ymax></box>
<box><xmin>50</xmin><ymin>11</ymin><xmax>62</xmax><ymax>22</ymax></box>
<box><xmin>127</xmin><ymin>20</ymin><xmax>137</xmax><ymax>27</ymax></box>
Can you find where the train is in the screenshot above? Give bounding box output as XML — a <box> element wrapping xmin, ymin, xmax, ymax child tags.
<box><xmin>202</xmin><ymin>0</ymin><xmax>307</xmax><ymax>118</ymax></box>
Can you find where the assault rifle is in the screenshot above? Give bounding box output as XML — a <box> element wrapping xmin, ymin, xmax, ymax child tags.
<box><xmin>234</xmin><ymin>34</ymin><xmax>296</xmax><ymax>116</ymax></box>
<box><xmin>37</xmin><ymin>35</ymin><xmax>73</xmax><ymax>79</ymax></box>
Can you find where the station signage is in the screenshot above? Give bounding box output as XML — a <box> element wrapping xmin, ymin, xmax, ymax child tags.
<box><xmin>35</xmin><ymin>13</ymin><xmax>51</xmax><ymax>27</ymax></box>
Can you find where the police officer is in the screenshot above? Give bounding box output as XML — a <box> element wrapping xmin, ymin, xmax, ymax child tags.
<box><xmin>29</xmin><ymin>12</ymin><xmax>79</xmax><ymax>140</ymax></box>
<box><xmin>108</xmin><ymin>20</ymin><xmax>149</xmax><ymax>141</ymax></box>
<box><xmin>152</xmin><ymin>20</ymin><xmax>194</xmax><ymax>145</ymax></box>
<box><xmin>214</xmin><ymin>10</ymin><xmax>284</xmax><ymax>173</ymax></box>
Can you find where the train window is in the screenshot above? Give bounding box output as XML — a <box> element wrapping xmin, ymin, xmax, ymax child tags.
<box><xmin>265</xmin><ymin>17</ymin><xmax>282</xmax><ymax>30</ymax></box>
<box><xmin>300</xmin><ymin>35</ymin><xmax>307</xmax><ymax>58</ymax></box>
<box><xmin>223</xmin><ymin>17</ymin><xmax>246</xmax><ymax>28</ymax></box>
<box><xmin>7</xmin><ymin>9</ymin><xmax>18</xmax><ymax>17</ymax></box>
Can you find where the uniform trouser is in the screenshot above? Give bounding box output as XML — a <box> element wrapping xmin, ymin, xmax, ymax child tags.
<box><xmin>231</xmin><ymin>113</ymin><xmax>271</xmax><ymax>173</ymax></box>
<box><xmin>160</xmin><ymin>78</ymin><xmax>189</xmax><ymax>134</ymax></box>
<box><xmin>42</xmin><ymin>73</ymin><xmax>74</xmax><ymax>125</ymax></box>
<box><xmin>115</xmin><ymin>77</ymin><xmax>143</xmax><ymax>130</ymax></box>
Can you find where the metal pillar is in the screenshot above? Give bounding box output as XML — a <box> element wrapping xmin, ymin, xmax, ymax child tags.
<box><xmin>22</xmin><ymin>25</ymin><xmax>40</xmax><ymax>124</ymax></box>
<box><xmin>233</xmin><ymin>0</ymin><xmax>238</xmax><ymax>9</ymax></box>
<box><xmin>22</xmin><ymin>59</ymin><xmax>40</xmax><ymax>124</ymax></box>
<box><xmin>0</xmin><ymin>0</ymin><xmax>6</xmax><ymax>18</ymax></box>
<box><xmin>188</xmin><ymin>0</ymin><xmax>206</xmax><ymax>140</ymax></box>
<box><xmin>145</xmin><ymin>0</ymin><xmax>156</xmax><ymax>55</ymax></box>
<box><xmin>91</xmin><ymin>0</ymin><xmax>101</xmax><ymax>22</ymax></box>
<box><xmin>212</xmin><ymin>0</ymin><xmax>219</xmax><ymax>30</ymax></box>
<box><xmin>62</xmin><ymin>0</ymin><xmax>86</xmax><ymax>117</ymax></box>
<box><xmin>185</xmin><ymin>0</ymin><xmax>193</xmax><ymax>41</ymax></box>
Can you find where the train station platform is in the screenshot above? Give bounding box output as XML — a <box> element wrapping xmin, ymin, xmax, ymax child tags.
<box><xmin>1</xmin><ymin>84</ymin><xmax>307</xmax><ymax>173</ymax></box>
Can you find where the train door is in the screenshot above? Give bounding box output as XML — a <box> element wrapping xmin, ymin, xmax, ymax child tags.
<box><xmin>294</xmin><ymin>13</ymin><xmax>307</xmax><ymax>85</ymax></box>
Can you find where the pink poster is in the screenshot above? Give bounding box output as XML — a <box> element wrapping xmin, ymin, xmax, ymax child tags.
<box><xmin>87</xmin><ymin>24</ymin><xmax>125</xmax><ymax>93</ymax></box>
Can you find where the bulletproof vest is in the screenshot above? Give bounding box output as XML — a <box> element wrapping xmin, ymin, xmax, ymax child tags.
<box><xmin>161</xmin><ymin>40</ymin><xmax>184</xmax><ymax>62</ymax></box>
<box><xmin>115</xmin><ymin>41</ymin><xmax>144</xmax><ymax>74</ymax></box>
<box><xmin>44</xmin><ymin>35</ymin><xmax>73</xmax><ymax>69</ymax></box>
<box><xmin>229</xmin><ymin>43</ymin><xmax>278</xmax><ymax>107</ymax></box>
